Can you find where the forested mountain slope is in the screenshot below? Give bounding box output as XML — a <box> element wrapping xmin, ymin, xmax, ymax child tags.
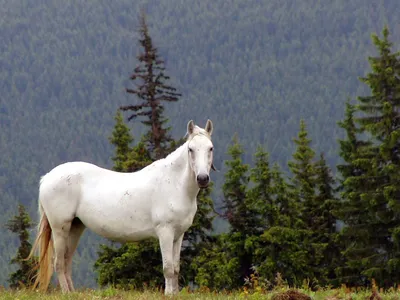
<box><xmin>1</xmin><ymin>0</ymin><xmax>399</xmax><ymax>288</ymax></box>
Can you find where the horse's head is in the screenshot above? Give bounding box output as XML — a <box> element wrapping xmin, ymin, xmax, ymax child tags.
<box><xmin>186</xmin><ymin>119</ymin><xmax>214</xmax><ymax>188</ymax></box>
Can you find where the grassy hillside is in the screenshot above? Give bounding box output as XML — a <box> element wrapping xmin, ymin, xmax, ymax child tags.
<box><xmin>1</xmin><ymin>0</ymin><xmax>400</xmax><ymax>288</ymax></box>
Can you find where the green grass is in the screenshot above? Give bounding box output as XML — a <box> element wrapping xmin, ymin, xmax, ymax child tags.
<box><xmin>0</xmin><ymin>286</ymin><xmax>399</xmax><ymax>300</ymax></box>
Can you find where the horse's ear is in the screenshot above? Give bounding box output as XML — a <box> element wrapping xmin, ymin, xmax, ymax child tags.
<box><xmin>187</xmin><ymin>120</ymin><xmax>195</xmax><ymax>135</ymax></box>
<box><xmin>205</xmin><ymin>119</ymin><xmax>213</xmax><ymax>136</ymax></box>
<box><xmin>211</xmin><ymin>163</ymin><xmax>218</xmax><ymax>172</ymax></box>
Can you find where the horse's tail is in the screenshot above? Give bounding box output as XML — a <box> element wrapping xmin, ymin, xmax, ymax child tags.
<box><xmin>27</xmin><ymin>179</ymin><xmax>54</xmax><ymax>291</ymax></box>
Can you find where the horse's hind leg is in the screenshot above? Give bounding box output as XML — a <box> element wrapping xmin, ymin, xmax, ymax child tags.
<box><xmin>52</xmin><ymin>221</ymin><xmax>72</xmax><ymax>292</ymax></box>
<box><xmin>65</xmin><ymin>218</ymin><xmax>85</xmax><ymax>292</ymax></box>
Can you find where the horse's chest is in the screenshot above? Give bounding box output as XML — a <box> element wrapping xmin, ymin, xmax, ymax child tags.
<box><xmin>154</xmin><ymin>199</ymin><xmax>197</xmax><ymax>234</ymax></box>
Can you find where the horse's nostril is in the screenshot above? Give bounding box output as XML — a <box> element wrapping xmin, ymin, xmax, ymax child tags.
<box><xmin>197</xmin><ymin>174</ymin><xmax>209</xmax><ymax>184</ymax></box>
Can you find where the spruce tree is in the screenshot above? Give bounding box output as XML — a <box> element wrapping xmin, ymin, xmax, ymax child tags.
<box><xmin>219</xmin><ymin>134</ymin><xmax>255</xmax><ymax>287</ymax></box>
<box><xmin>288</xmin><ymin>119</ymin><xmax>316</xmax><ymax>224</ymax></box>
<box><xmin>314</xmin><ymin>153</ymin><xmax>341</xmax><ymax>285</ymax></box>
<box><xmin>352</xmin><ymin>26</ymin><xmax>400</xmax><ymax>286</ymax></box>
<box><xmin>109</xmin><ymin>110</ymin><xmax>134</xmax><ymax>172</ymax></box>
<box><xmin>246</xmin><ymin>147</ymin><xmax>274</xmax><ymax>232</ymax></box>
<box><xmin>6</xmin><ymin>204</ymin><xmax>35</xmax><ymax>289</ymax></box>
<box><xmin>257</xmin><ymin>164</ymin><xmax>310</xmax><ymax>286</ymax></box>
<box><xmin>221</xmin><ymin>134</ymin><xmax>250</xmax><ymax>233</ymax></box>
<box><xmin>288</xmin><ymin>120</ymin><xmax>329</xmax><ymax>287</ymax></box>
<box><xmin>120</xmin><ymin>12</ymin><xmax>181</xmax><ymax>160</ymax></box>
<box><xmin>336</xmin><ymin>100</ymin><xmax>374</xmax><ymax>285</ymax></box>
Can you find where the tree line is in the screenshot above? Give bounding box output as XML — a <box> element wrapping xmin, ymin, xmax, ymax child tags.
<box><xmin>7</xmin><ymin>18</ymin><xmax>400</xmax><ymax>291</ymax></box>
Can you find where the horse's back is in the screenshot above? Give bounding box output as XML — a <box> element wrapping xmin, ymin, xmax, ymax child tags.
<box><xmin>38</xmin><ymin>162</ymin><xmax>114</xmax><ymax>222</ymax></box>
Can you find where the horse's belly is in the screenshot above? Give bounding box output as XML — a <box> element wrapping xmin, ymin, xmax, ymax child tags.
<box><xmin>81</xmin><ymin>215</ymin><xmax>156</xmax><ymax>242</ymax></box>
<box><xmin>76</xmin><ymin>198</ymin><xmax>156</xmax><ymax>242</ymax></box>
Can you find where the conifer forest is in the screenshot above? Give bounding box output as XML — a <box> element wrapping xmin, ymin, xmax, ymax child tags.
<box><xmin>1</xmin><ymin>0</ymin><xmax>400</xmax><ymax>293</ymax></box>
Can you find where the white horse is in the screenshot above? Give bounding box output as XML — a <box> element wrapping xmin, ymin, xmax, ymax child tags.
<box><xmin>27</xmin><ymin>119</ymin><xmax>215</xmax><ymax>295</ymax></box>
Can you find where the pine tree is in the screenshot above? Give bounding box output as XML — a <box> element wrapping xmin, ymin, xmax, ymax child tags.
<box><xmin>336</xmin><ymin>100</ymin><xmax>374</xmax><ymax>285</ymax></box>
<box><xmin>349</xmin><ymin>26</ymin><xmax>400</xmax><ymax>286</ymax></box>
<box><xmin>109</xmin><ymin>110</ymin><xmax>134</xmax><ymax>172</ymax></box>
<box><xmin>120</xmin><ymin>12</ymin><xmax>181</xmax><ymax>160</ymax></box>
<box><xmin>95</xmin><ymin>239</ymin><xmax>163</xmax><ymax>289</ymax></box>
<box><xmin>269</xmin><ymin>164</ymin><xmax>300</xmax><ymax>228</ymax></box>
<box><xmin>124</xmin><ymin>138</ymin><xmax>153</xmax><ymax>172</ymax></box>
<box><xmin>221</xmin><ymin>134</ymin><xmax>250</xmax><ymax>233</ymax></box>
<box><xmin>257</xmin><ymin>164</ymin><xmax>310</xmax><ymax>286</ymax></box>
<box><xmin>219</xmin><ymin>134</ymin><xmax>255</xmax><ymax>287</ymax></box>
<box><xmin>314</xmin><ymin>153</ymin><xmax>341</xmax><ymax>285</ymax></box>
<box><xmin>6</xmin><ymin>204</ymin><xmax>35</xmax><ymax>289</ymax></box>
<box><xmin>246</xmin><ymin>147</ymin><xmax>274</xmax><ymax>232</ymax></box>
<box><xmin>191</xmin><ymin>233</ymin><xmax>239</xmax><ymax>290</ymax></box>
<box><xmin>288</xmin><ymin>119</ymin><xmax>317</xmax><ymax>224</ymax></box>
<box><xmin>288</xmin><ymin>120</ymin><xmax>330</xmax><ymax>287</ymax></box>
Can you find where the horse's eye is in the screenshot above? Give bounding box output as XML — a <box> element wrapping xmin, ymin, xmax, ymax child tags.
<box><xmin>188</xmin><ymin>148</ymin><xmax>193</xmax><ymax>153</ymax></box>
<box><xmin>210</xmin><ymin>147</ymin><xmax>213</xmax><ymax>152</ymax></box>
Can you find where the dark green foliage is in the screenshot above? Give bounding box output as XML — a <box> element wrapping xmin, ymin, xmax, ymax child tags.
<box><xmin>191</xmin><ymin>233</ymin><xmax>239</xmax><ymax>290</ymax></box>
<box><xmin>246</xmin><ymin>147</ymin><xmax>274</xmax><ymax>231</ymax></box>
<box><xmin>220</xmin><ymin>135</ymin><xmax>253</xmax><ymax>287</ymax></box>
<box><xmin>336</xmin><ymin>27</ymin><xmax>400</xmax><ymax>287</ymax></box>
<box><xmin>221</xmin><ymin>135</ymin><xmax>250</xmax><ymax>234</ymax></box>
<box><xmin>109</xmin><ymin>111</ymin><xmax>134</xmax><ymax>172</ymax></box>
<box><xmin>335</xmin><ymin>100</ymin><xmax>375</xmax><ymax>285</ymax></box>
<box><xmin>313</xmin><ymin>154</ymin><xmax>341</xmax><ymax>285</ymax></box>
<box><xmin>120</xmin><ymin>12</ymin><xmax>181</xmax><ymax>160</ymax></box>
<box><xmin>95</xmin><ymin>240</ymin><xmax>163</xmax><ymax>289</ymax></box>
<box><xmin>288</xmin><ymin>119</ymin><xmax>317</xmax><ymax>217</ymax></box>
<box><xmin>6</xmin><ymin>204</ymin><xmax>35</xmax><ymax>289</ymax></box>
<box><xmin>286</xmin><ymin>121</ymin><xmax>341</xmax><ymax>287</ymax></box>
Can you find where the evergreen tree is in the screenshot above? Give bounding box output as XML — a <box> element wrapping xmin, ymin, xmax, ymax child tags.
<box><xmin>191</xmin><ymin>233</ymin><xmax>239</xmax><ymax>290</ymax></box>
<box><xmin>256</xmin><ymin>164</ymin><xmax>310</xmax><ymax>286</ymax></box>
<box><xmin>219</xmin><ymin>135</ymin><xmax>254</xmax><ymax>287</ymax></box>
<box><xmin>246</xmin><ymin>147</ymin><xmax>274</xmax><ymax>232</ymax></box>
<box><xmin>287</xmin><ymin>120</ymin><xmax>331</xmax><ymax>287</ymax></box>
<box><xmin>6</xmin><ymin>204</ymin><xmax>35</xmax><ymax>289</ymax></box>
<box><xmin>336</xmin><ymin>100</ymin><xmax>375</xmax><ymax>285</ymax></box>
<box><xmin>95</xmin><ymin>239</ymin><xmax>163</xmax><ymax>289</ymax></box>
<box><xmin>124</xmin><ymin>138</ymin><xmax>153</xmax><ymax>172</ymax></box>
<box><xmin>244</xmin><ymin>147</ymin><xmax>275</xmax><ymax>277</ymax></box>
<box><xmin>314</xmin><ymin>153</ymin><xmax>341</xmax><ymax>285</ymax></box>
<box><xmin>109</xmin><ymin>110</ymin><xmax>134</xmax><ymax>172</ymax></box>
<box><xmin>343</xmin><ymin>26</ymin><xmax>400</xmax><ymax>286</ymax></box>
<box><xmin>120</xmin><ymin>12</ymin><xmax>181</xmax><ymax>160</ymax></box>
<box><xmin>221</xmin><ymin>134</ymin><xmax>250</xmax><ymax>233</ymax></box>
<box><xmin>288</xmin><ymin>119</ymin><xmax>317</xmax><ymax>224</ymax></box>
<box><xmin>270</xmin><ymin>164</ymin><xmax>300</xmax><ymax>228</ymax></box>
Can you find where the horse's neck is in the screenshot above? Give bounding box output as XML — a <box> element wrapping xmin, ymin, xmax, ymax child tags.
<box><xmin>165</xmin><ymin>142</ymin><xmax>199</xmax><ymax>196</ymax></box>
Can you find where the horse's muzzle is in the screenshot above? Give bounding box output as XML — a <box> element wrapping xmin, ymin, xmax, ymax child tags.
<box><xmin>197</xmin><ymin>174</ymin><xmax>210</xmax><ymax>188</ymax></box>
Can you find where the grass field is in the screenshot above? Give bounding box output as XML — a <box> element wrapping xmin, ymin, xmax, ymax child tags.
<box><xmin>0</xmin><ymin>286</ymin><xmax>399</xmax><ymax>300</ymax></box>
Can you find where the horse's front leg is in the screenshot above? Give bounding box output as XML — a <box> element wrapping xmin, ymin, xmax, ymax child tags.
<box><xmin>172</xmin><ymin>233</ymin><xmax>184</xmax><ymax>293</ymax></box>
<box><xmin>157</xmin><ymin>226</ymin><xmax>175</xmax><ymax>295</ymax></box>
